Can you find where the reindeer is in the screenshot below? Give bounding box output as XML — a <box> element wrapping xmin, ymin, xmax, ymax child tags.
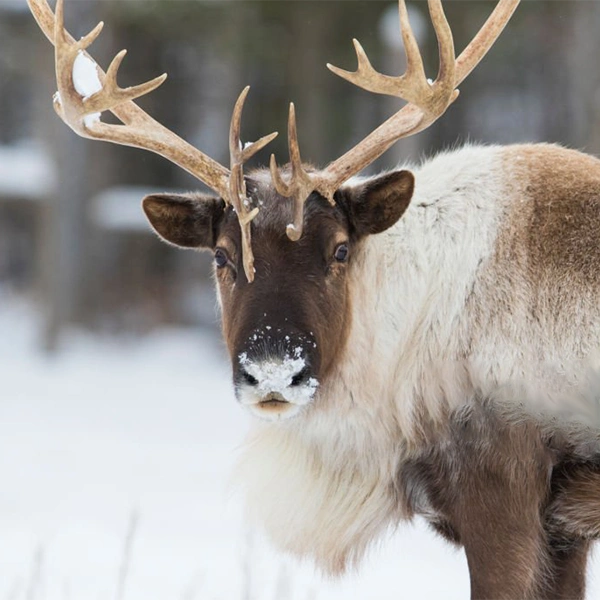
<box><xmin>28</xmin><ymin>0</ymin><xmax>600</xmax><ymax>597</ymax></box>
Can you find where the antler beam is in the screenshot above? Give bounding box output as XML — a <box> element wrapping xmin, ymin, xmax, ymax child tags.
<box><xmin>28</xmin><ymin>0</ymin><xmax>278</xmax><ymax>283</ymax></box>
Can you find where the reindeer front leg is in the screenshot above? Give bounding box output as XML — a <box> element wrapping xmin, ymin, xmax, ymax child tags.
<box><xmin>402</xmin><ymin>405</ymin><xmax>554</xmax><ymax>599</ymax></box>
<box><xmin>540</xmin><ymin>462</ymin><xmax>600</xmax><ymax>599</ymax></box>
<box><xmin>426</xmin><ymin>501</ymin><xmax>548</xmax><ymax>599</ymax></box>
<box><xmin>542</xmin><ymin>539</ymin><xmax>590</xmax><ymax>600</ymax></box>
<box><xmin>457</xmin><ymin>477</ymin><xmax>549</xmax><ymax>600</ymax></box>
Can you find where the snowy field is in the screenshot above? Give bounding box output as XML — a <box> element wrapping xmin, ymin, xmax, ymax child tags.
<box><xmin>0</xmin><ymin>293</ymin><xmax>598</xmax><ymax>600</ymax></box>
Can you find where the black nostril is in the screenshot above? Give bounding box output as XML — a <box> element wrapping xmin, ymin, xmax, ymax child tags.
<box><xmin>240</xmin><ymin>368</ymin><xmax>258</xmax><ymax>386</ymax></box>
<box><xmin>290</xmin><ymin>367</ymin><xmax>310</xmax><ymax>387</ymax></box>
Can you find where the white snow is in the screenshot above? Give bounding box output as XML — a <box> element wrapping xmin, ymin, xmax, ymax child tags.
<box><xmin>83</xmin><ymin>112</ymin><xmax>101</xmax><ymax>128</ymax></box>
<box><xmin>0</xmin><ymin>294</ymin><xmax>598</xmax><ymax>599</ymax></box>
<box><xmin>0</xmin><ymin>141</ymin><xmax>57</xmax><ymax>201</ymax></box>
<box><xmin>70</xmin><ymin>51</ymin><xmax>103</xmax><ymax>129</ymax></box>
<box><xmin>91</xmin><ymin>185</ymin><xmax>187</xmax><ymax>232</ymax></box>
<box><xmin>72</xmin><ymin>51</ymin><xmax>103</xmax><ymax>100</ymax></box>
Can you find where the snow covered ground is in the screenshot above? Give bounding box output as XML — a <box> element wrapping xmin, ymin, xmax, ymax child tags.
<box><xmin>0</xmin><ymin>293</ymin><xmax>598</xmax><ymax>600</ymax></box>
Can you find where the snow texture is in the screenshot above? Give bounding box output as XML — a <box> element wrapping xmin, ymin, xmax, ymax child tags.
<box><xmin>72</xmin><ymin>51</ymin><xmax>103</xmax><ymax>100</ymax></box>
<box><xmin>71</xmin><ymin>51</ymin><xmax>102</xmax><ymax>128</ymax></box>
<box><xmin>0</xmin><ymin>141</ymin><xmax>57</xmax><ymax>200</ymax></box>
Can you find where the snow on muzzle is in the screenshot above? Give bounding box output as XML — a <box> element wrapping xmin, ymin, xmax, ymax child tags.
<box><xmin>235</xmin><ymin>345</ymin><xmax>319</xmax><ymax>421</ymax></box>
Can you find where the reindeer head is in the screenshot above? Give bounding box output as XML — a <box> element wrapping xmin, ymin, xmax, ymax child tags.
<box><xmin>28</xmin><ymin>0</ymin><xmax>520</xmax><ymax>420</ymax></box>
<box><xmin>143</xmin><ymin>169</ymin><xmax>413</xmax><ymax>419</ymax></box>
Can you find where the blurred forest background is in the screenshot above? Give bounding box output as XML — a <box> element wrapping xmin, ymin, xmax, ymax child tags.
<box><xmin>1</xmin><ymin>0</ymin><xmax>600</xmax><ymax>351</ymax></box>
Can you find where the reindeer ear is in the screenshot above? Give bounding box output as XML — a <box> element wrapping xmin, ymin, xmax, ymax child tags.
<box><xmin>142</xmin><ymin>193</ymin><xmax>225</xmax><ymax>249</ymax></box>
<box><xmin>337</xmin><ymin>170</ymin><xmax>415</xmax><ymax>237</ymax></box>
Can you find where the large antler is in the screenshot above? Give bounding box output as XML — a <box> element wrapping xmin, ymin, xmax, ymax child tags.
<box><xmin>271</xmin><ymin>0</ymin><xmax>520</xmax><ymax>240</ymax></box>
<box><xmin>27</xmin><ymin>0</ymin><xmax>276</xmax><ymax>282</ymax></box>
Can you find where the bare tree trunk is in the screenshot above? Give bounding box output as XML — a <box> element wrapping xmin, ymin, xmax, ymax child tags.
<box><xmin>288</xmin><ymin>3</ymin><xmax>335</xmax><ymax>166</ymax></box>
<box><xmin>33</xmin><ymin>0</ymin><xmax>96</xmax><ymax>351</ymax></box>
<box><xmin>568</xmin><ymin>2</ymin><xmax>600</xmax><ymax>154</ymax></box>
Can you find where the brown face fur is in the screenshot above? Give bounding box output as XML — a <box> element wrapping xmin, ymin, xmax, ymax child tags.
<box><xmin>216</xmin><ymin>181</ymin><xmax>352</xmax><ymax>389</ymax></box>
<box><xmin>143</xmin><ymin>167</ymin><xmax>414</xmax><ymax>418</ymax></box>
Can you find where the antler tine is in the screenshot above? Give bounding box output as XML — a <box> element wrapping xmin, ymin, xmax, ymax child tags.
<box><xmin>269</xmin><ymin>103</ymin><xmax>326</xmax><ymax>242</ymax></box>
<box><xmin>269</xmin><ymin>153</ymin><xmax>291</xmax><ymax>198</ymax></box>
<box><xmin>54</xmin><ymin>0</ymin><xmax>70</xmax><ymax>46</ymax></box>
<box><xmin>77</xmin><ymin>21</ymin><xmax>105</xmax><ymax>50</ymax></box>
<box><xmin>397</xmin><ymin>0</ymin><xmax>426</xmax><ymax>83</ymax></box>
<box><xmin>229</xmin><ymin>86</ymin><xmax>278</xmax><ymax>282</ymax></box>
<box><xmin>428</xmin><ymin>0</ymin><xmax>455</xmax><ymax>88</ymax></box>
<box><xmin>287</xmin><ymin>103</ymin><xmax>303</xmax><ymax>171</ymax></box>
<box><xmin>79</xmin><ymin>49</ymin><xmax>168</xmax><ymax>117</ymax></box>
<box><xmin>454</xmin><ymin>0</ymin><xmax>520</xmax><ymax>85</ymax></box>
<box><xmin>327</xmin><ymin>0</ymin><xmax>456</xmax><ymax>114</ymax></box>
<box><xmin>231</xmin><ymin>86</ymin><xmax>278</xmax><ymax>165</ymax></box>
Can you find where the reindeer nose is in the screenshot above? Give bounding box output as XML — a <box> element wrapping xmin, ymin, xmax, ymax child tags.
<box><xmin>234</xmin><ymin>349</ymin><xmax>319</xmax><ymax>420</ymax></box>
<box><xmin>237</xmin><ymin>359</ymin><xmax>313</xmax><ymax>391</ymax></box>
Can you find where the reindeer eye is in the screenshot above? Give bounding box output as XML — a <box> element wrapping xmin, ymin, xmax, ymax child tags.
<box><xmin>214</xmin><ymin>248</ymin><xmax>228</xmax><ymax>269</ymax></box>
<box><xmin>333</xmin><ymin>243</ymin><xmax>349</xmax><ymax>263</ymax></box>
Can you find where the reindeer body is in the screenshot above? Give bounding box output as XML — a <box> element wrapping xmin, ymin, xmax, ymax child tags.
<box><xmin>30</xmin><ymin>0</ymin><xmax>600</xmax><ymax>595</ymax></box>
<box><xmin>237</xmin><ymin>144</ymin><xmax>600</xmax><ymax>597</ymax></box>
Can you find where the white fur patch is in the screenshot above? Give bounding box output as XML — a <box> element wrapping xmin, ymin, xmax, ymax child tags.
<box><xmin>235</xmin><ymin>425</ymin><xmax>400</xmax><ymax>575</ymax></box>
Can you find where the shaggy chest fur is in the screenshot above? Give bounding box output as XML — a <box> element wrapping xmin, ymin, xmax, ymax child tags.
<box><xmin>235</xmin><ymin>143</ymin><xmax>600</xmax><ymax>575</ymax></box>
